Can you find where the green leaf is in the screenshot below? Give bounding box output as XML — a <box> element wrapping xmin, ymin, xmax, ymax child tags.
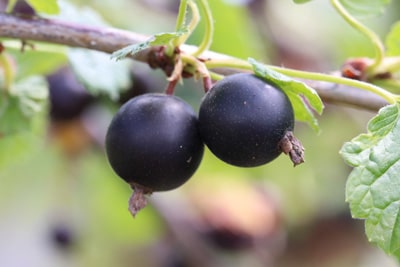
<box><xmin>340</xmin><ymin>103</ymin><xmax>400</xmax><ymax>259</ymax></box>
<box><xmin>26</xmin><ymin>0</ymin><xmax>59</xmax><ymax>14</ymax></box>
<box><xmin>385</xmin><ymin>21</ymin><xmax>400</xmax><ymax>56</ymax></box>
<box><xmin>111</xmin><ymin>29</ymin><xmax>189</xmax><ymax>61</ymax></box>
<box><xmin>68</xmin><ymin>49</ymin><xmax>131</xmax><ymax>101</ymax></box>
<box><xmin>10</xmin><ymin>76</ymin><xmax>48</xmax><ymax>116</ymax></box>
<box><xmin>0</xmin><ymin>76</ymin><xmax>48</xmax><ymax>135</ymax></box>
<box><xmin>49</xmin><ymin>0</ymin><xmax>132</xmax><ymax>100</ymax></box>
<box><xmin>7</xmin><ymin>46</ymin><xmax>67</xmax><ymax>80</ymax></box>
<box><xmin>338</xmin><ymin>0</ymin><xmax>391</xmax><ymax>18</ymax></box>
<box><xmin>249</xmin><ymin>58</ymin><xmax>324</xmax><ymax>132</ymax></box>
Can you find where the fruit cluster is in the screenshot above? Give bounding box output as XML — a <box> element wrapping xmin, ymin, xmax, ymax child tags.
<box><xmin>105</xmin><ymin>73</ymin><xmax>303</xmax><ymax>216</ymax></box>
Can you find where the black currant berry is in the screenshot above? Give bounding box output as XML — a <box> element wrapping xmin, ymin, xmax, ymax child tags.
<box><xmin>199</xmin><ymin>73</ymin><xmax>303</xmax><ymax>167</ymax></box>
<box><xmin>105</xmin><ymin>93</ymin><xmax>204</xmax><ymax>215</ymax></box>
<box><xmin>50</xmin><ymin>224</ymin><xmax>76</xmax><ymax>252</ymax></box>
<box><xmin>47</xmin><ymin>67</ymin><xmax>93</xmax><ymax>121</ymax></box>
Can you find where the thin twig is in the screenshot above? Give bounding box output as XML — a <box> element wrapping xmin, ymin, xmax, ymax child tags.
<box><xmin>0</xmin><ymin>13</ymin><xmax>150</xmax><ymax>59</ymax></box>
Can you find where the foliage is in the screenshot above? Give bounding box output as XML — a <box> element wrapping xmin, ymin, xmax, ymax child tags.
<box><xmin>56</xmin><ymin>0</ymin><xmax>132</xmax><ymax>100</ymax></box>
<box><xmin>341</xmin><ymin>103</ymin><xmax>400</xmax><ymax>256</ymax></box>
<box><xmin>68</xmin><ymin>49</ymin><xmax>131</xmax><ymax>101</ymax></box>
<box><xmin>2</xmin><ymin>0</ymin><xmax>400</xmax><ymax>265</ymax></box>
<box><xmin>111</xmin><ymin>29</ymin><xmax>189</xmax><ymax>60</ymax></box>
<box><xmin>0</xmin><ymin>76</ymin><xmax>48</xmax><ymax>135</ymax></box>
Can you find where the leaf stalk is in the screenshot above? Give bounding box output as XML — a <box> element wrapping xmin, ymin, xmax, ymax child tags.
<box><xmin>206</xmin><ymin>58</ymin><xmax>397</xmax><ymax>104</ymax></box>
<box><xmin>191</xmin><ymin>0</ymin><xmax>214</xmax><ymax>57</ymax></box>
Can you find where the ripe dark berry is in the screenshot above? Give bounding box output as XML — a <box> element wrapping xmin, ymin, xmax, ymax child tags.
<box><xmin>50</xmin><ymin>224</ymin><xmax>75</xmax><ymax>252</ymax></box>
<box><xmin>199</xmin><ymin>73</ymin><xmax>302</xmax><ymax>167</ymax></box>
<box><xmin>47</xmin><ymin>67</ymin><xmax>93</xmax><ymax>121</ymax></box>
<box><xmin>106</xmin><ymin>93</ymin><xmax>204</xmax><ymax>215</ymax></box>
<box><xmin>205</xmin><ymin>228</ymin><xmax>253</xmax><ymax>251</ymax></box>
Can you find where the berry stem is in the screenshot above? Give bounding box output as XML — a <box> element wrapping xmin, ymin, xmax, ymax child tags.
<box><xmin>191</xmin><ymin>0</ymin><xmax>214</xmax><ymax>57</ymax></box>
<box><xmin>174</xmin><ymin>0</ymin><xmax>189</xmax><ymax>34</ymax></box>
<box><xmin>180</xmin><ymin>53</ymin><xmax>212</xmax><ymax>91</ymax></box>
<box><xmin>202</xmin><ymin>75</ymin><xmax>213</xmax><ymax>92</ymax></box>
<box><xmin>209</xmin><ymin>71</ymin><xmax>224</xmax><ymax>81</ymax></box>
<box><xmin>205</xmin><ymin>58</ymin><xmax>397</xmax><ymax>104</ymax></box>
<box><xmin>330</xmin><ymin>0</ymin><xmax>385</xmax><ymax>74</ymax></box>
<box><xmin>168</xmin><ymin>0</ymin><xmax>190</xmax><ymax>56</ymax></box>
<box><xmin>165</xmin><ymin>78</ymin><xmax>179</xmax><ymax>95</ymax></box>
<box><xmin>165</xmin><ymin>53</ymin><xmax>183</xmax><ymax>94</ymax></box>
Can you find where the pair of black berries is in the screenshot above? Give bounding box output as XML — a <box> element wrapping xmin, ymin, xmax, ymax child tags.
<box><xmin>105</xmin><ymin>73</ymin><xmax>302</xmax><ymax>215</ymax></box>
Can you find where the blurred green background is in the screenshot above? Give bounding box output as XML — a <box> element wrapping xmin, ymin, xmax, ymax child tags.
<box><xmin>1</xmin><ymin>0</ymin><xmax>400</xmax><ymax>267</ymax></box>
